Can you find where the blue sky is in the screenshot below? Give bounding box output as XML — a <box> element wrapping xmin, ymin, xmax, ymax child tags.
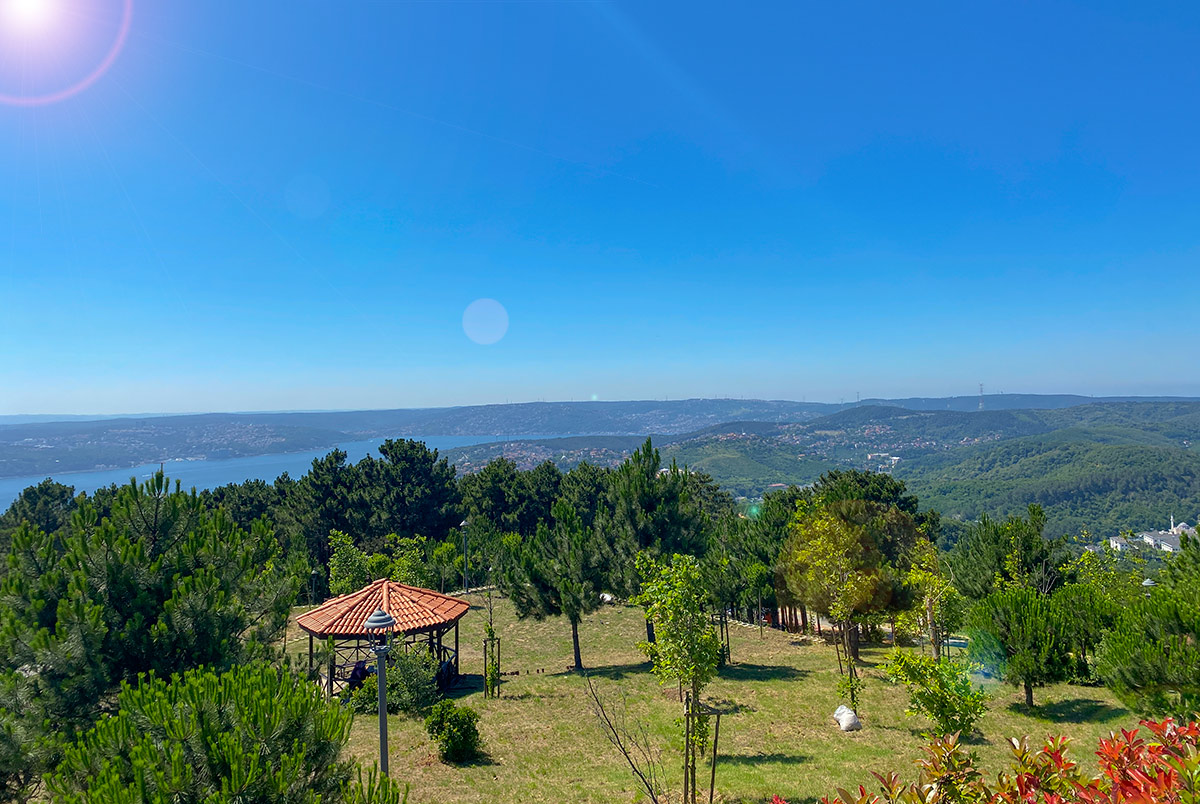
<box><xmin>2</xmin><ymin>0</ymin><xmax>1200</xmax><ymax>414</ymax></box>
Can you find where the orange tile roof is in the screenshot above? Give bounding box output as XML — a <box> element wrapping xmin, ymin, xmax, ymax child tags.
<box><xmin>296</xmin><ymin>578</ymin><xmax>470</xmax><ymax>638</ymax></box>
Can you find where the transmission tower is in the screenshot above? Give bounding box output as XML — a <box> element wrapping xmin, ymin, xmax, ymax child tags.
<box><xmin>978</xmin><ymin>383</ymin><xmax>985</xmax><ymax>411</ymax></box>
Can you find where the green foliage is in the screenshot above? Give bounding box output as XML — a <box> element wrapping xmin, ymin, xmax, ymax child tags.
<box><xmin>0</xmin><ymin>473</ymin><xmax>298</xmax><ymax>799</ymax></box>
<box><xmin>837</xmin><ymin>673</ymin><xmax>866</xmax><ymax>711</ymax></box>
<box><xmin>500</xmin><ymin>499</ymin><xmax>604</xmax><ymax>668</ymax></box>
<box><xmin>601</xmin><ymin>439</ymin><xmax>709</xmax><ymax>600</ymax></box>
<box><xmin>345</xmin><ymin>650</ymin><xmax>440</xmax><ymax>716</ymax></box>
<box><xmin>45</xmin><ymin>662</ymin><xmax>408</xmax><ymax>804</ymax></box>
<box><xmin>884</xmin><ymin>652</ymin><xmax>988</xmax><ymax>736</ymax></box>
<box><xmin>819</xmin><ymin>717</ymin><xmax>1200</xmax><ymax>804</ymax></box>
<box><xmin>1097</xmin><ymin>534</ymin><xmax>1200</xmax><ymax>718</ymax></box>
<box><xmin>0</xmin><ymin>478</ymin><xmax>76</xmax><ymax>557</ymax></box>
<box><xmin>459</xmin><ymin>458</ymin><xmax>562</xmax><ymax>538</ymax></box>
<box><xmin>634</xmin><ymin>553</ymin><xmax>723</xmax><ymax>695</ymax></box>
<box><xmin>968</xmin><ymin>586</ymin><xmax>1071</xmax><ymax>706</ymax></box>
<box><xmin>281</xmin><ymin>441</ymin><xmax>459</xmax><ymax>568</ymax></box>
<box><xmin>329</xmin><ymin>529</ymin><xmax>371</xmax><ymax>596</ymax></box>
<box><xmin>1052</xmin><ymin>582</ymin><xmax>1119</xmax><ymax>679</ymax></box>
<box><xmin>900</xmin><ymin>436</ymin><xmax>1200</xmax><ymax>540</ymax></box>
<box><xmin>328</xmin><ymin>531</ymin><xmax>436</xmax><ymax>597</ymax></box>
<box><xmin>430</xmin><ymin>540</ymin><xmax>460</xmax><ymax>592</ymax></box>
<box><xmin>424</xmin><ymin>701</ymin><xmax>482</xmax><ymax>763</ymax></box>
<box><xmin>945</xmin><ymin>505</ymin><xmax>1069</xmax><ymax>600</ymax></box>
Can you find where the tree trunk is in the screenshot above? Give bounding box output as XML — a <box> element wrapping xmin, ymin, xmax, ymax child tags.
<box><xmin>571</xmin><ymin>619</ymin><xmax>583</xmax><ymax>670</ymax></box>
<box><xmin>927</xmin><ymin>596</ymin><xmax>941</xmax><ymax>661</ymax></box>
<box><xmin>1024</xmin><ymin>680</ymin><xmax>1034</xmax><ymax>708</ymax></box>
<box><xmin>645</xmin><ymin>617</ymin><xmax>656</xmax><ymax>644</ymax></box>
<box><xmin>691</xmin><ymin>680</ymin><xmax>701</xmax><ymax>804</ymax></box>
<box><xmin>846</xmin><ymin>620</ymin><xmax>860</xmax><ymax>663</ymax></box>
<box><xmin>800</xmin><ymin>605</ymin><xmax>808</xmax><ymax>633</ymax></box>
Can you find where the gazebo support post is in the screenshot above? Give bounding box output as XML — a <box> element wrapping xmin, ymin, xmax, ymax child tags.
<box><xmin>308</xmin><ymin>635</ymin><xmax>313</xmax><ymax>674</ymax></box>
<box><xmin>454</xmin><ymin>621</ymin><xmax>459</xmax><ymax>674</ymax></box>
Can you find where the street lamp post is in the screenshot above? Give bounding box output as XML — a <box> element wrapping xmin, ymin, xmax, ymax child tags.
<box><xmin>310</xmin><ymin>568</ymin><xmax>320</xmax><ymax>605</ymax></box>
<box><xmin>364</xmin><ymin>608</ymin><xmax>396</xmax><ymax>776</ymax></box>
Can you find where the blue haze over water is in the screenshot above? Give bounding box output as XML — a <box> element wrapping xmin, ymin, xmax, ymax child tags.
<box><xmin>0</xmin><ymin>435</ymin><xmax>551</xmax><ymax>508</ymax></box>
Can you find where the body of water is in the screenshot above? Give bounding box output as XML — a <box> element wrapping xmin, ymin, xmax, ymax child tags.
<box><xmin>0</xmin><ymin>435</ymin><xmax>555</xmax><ymax>507</ymax></box>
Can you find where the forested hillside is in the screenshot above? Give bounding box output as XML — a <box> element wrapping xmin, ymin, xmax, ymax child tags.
<box><xmin>447</xmin><ymin>402</ymin><xmax>1200</xmax><ymax>538</ymax></box>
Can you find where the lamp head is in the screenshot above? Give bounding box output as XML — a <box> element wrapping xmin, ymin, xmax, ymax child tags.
<box><xmin>364</xmin><ymin>608</ymin><xmax>396</xmax><ymax>642</ymax></box>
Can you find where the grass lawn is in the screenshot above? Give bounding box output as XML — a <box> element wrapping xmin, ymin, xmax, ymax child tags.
<box><xmin>321</xmin><ymin>593</ymin><xmax>1135</xmax><ymax>804</ymax></box>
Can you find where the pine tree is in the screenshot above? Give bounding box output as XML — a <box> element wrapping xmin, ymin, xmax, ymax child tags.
<box><xmin>502</xmin><ymin>499</ymin><xmax>605</xmax><ymax>669</ymax></box>
<box><xmin>1097</xmin><ymin>533</ymin><xmax>1200</xmax><ymax>717</ymax></box>
<box><xmin>968</xmin><ymin>586</ymin><xmax>1071</xmax><ymax>707</ymax></box>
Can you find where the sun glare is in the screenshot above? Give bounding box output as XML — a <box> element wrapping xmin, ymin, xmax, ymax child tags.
<box><xmin>1</xmin><ymin>0</ymin><xmax>60</xmax><ymax>34</ymax></box>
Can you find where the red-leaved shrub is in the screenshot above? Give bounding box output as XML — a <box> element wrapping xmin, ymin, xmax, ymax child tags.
<box><xmin>783</xmin><ymin>719</ymin><xmax>1200</xmax><ymax>804</ymax></box>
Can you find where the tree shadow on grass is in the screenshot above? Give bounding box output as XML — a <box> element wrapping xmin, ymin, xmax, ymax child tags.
<box><xmin>718</xmin><ymin>751</ymin><xmax>810</xmax><ymax>767</ymax></box>
<box><xmin>579</xmin><ymin>660</ymin><xmax>653</xmax><ymax>680</ymax></box>
<box><xmin>444</xmin><ymin>673</ymin><xmax>484</xmax><ymax>700</ymax></box>
<box><xmin>443</xmin><ymin>751</ymin><xmax>499</xmax><ymax>768</ymax></box>
<box><xmin>719</xmin><ymin>663</ymin><xmax>809</xmax><ymax>682</ymax></box>
<box><xmin>1009</xmin><ymin>698</ymin><xmax>1129</xmax><ymax>725</ymax></box>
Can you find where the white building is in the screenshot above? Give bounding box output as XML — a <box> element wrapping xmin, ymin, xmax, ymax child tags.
<box><xmin>1110</xmin><ymin>516</ymin><xmax>1195</xmax><ymax>554</ymax></box>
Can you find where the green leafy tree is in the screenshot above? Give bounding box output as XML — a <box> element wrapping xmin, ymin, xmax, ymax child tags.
<box><xmin>430</xmin><ymin>540</ymin><xmax>460</xmax><ymax>593</ymax></box>
<box><xmin>783</xmin><ymin>501</ymin><xmax>883</xmax><ymax>662</ymax></box>
<box><xmin>501</xmin><ymin>500</ymin><xmax>604</xmax><ymax>669</ymax></box>
<box><xmin>46</xmin><ymin>663</ymin><xmax>408</xmax><ymax>804</ymax></box>
<box><xmin>634</xmin><ymin>553</ymin><xmax>723</xmax><ymax>804</ymax></box>
<box><xmin>459</xmin><ymin>458</ymin><xmax>527</xmax><ymax>535</ymax></box>
<box><xmin>884</xmin><ymin>652</ymin><xmax>988</xmax><ymax>736</ymax></box>
<box><xmin>281</xmin><ymin>450</ymin><xmax>368</xmax><ymax>570</ymax></box>
<box><xmin>968</xmin><ymin>586</ymin><xmax>1071</xmax><ymax>707</ymax></box>
<box><xmin>328</xmin><ymin>530</ymin><xmax>371</xmax><ymax>596</ymax></box>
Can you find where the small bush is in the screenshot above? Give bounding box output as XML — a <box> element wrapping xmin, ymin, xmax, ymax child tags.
<box><xmin>424</xmin><ymin>701</ymin><xmax>481</xmax><ymax>762</ymax></box>
<box><xmin>345</xmin><ymin>650</ymin><xmax>439</xmax><ymax>716</ymax></box>
<box><xmin>883</xmin><ymin>651</ymin><xmax>987</xmax><ymax>736</ymax></box>
<box><xmin>820</xmin><ymin>718</ymin><xmax>1200</xmax><ymax>804</ymax></box>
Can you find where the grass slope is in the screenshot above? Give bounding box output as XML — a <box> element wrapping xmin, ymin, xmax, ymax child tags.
<box><xmin>330</xmin><ymin>594</ymin><xmax>1136</xmax><ymax>804</ymax></box>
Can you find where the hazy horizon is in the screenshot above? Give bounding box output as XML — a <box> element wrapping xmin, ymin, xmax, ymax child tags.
<box><xmin>6</xmin><ymin>389</ymin><xmax>1200</xmax><ymax>420</ymax></box>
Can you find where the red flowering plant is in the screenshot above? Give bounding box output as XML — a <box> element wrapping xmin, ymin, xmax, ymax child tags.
<box><xmin>783</xmin><ymin>719</ymin><xmax>1200</xmax><ymax>804</ymax></box>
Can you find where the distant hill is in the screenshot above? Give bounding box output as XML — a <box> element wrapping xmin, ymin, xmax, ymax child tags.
<box><xmin>5</xmin><ymin>395</ymin><xmax>1200</xmax><ymax>533</ymax></box>
<box><xmin>443</xmin><ymin>401</ymin><xmax>1200</xmax><ymax>538</ymax></box>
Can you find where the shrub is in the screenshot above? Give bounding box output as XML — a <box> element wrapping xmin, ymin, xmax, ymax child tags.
<box><xmin>345</xmin><ymin>650</ymin><xmax>440</xmax><ymax>716</ymax></box>
<box><xmin>45</xmin><ymin>663</ymin><xmax>410</xmax><ymax>804</ymax></box>
<box><xmin>815</xmin><ymin>718</ymin><xmax>1200</xmax><ymax>804</ymax></box>
<box><xmin>424</xmin><ymin>700</ymin><xmax>482</xmax><ymax>762</ymax></box>
<box><xmin>883</xmin><ymin>652</ymin><xmax>987</xmax><ymax>736</ymax></box>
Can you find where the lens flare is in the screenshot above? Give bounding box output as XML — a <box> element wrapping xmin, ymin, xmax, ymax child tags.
<box><xmin>0</xmin><ymin>0</ymin><xmax>133</xmax><ymax>106</ymax></box>
<box><xmin>2</xmin><ymin>0</ymin><xmax>59</xmax><ymax>33</ymax></box>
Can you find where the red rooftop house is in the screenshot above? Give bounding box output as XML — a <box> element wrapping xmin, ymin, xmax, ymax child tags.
<box><xmin>297</xmin><ymin>578</ymin><xmax>470</xmax><ymax>696</ymax></box>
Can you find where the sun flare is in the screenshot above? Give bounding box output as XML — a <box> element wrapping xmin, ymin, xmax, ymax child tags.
<box><xmin>1</xmin><ymin>0</ymin><xmax>60</xmax><ymax>33</ymax></box>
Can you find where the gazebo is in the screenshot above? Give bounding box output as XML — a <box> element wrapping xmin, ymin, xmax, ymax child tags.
<box><xmin>297</xmin><ymin>578</ymin><xmax>470</xmax><ymax>697</ymax></box>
